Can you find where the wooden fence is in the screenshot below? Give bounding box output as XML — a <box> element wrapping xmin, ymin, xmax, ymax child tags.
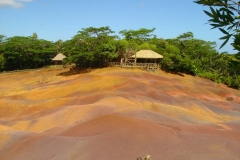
<box><xmin>108</xmin><ymin>62</ymin><xmax>160</xmax><ymax>71</ymax></box>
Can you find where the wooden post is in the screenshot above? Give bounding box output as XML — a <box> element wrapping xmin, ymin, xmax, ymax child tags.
<box><xmin>134</xmin><ymin>53</ymin><xmax>137</xmax><ymax>65</ymax></box>
<box><xmin>154</xmin><ymin>59</ymin><xmax>156</xmax><ymax>70</ymax></box>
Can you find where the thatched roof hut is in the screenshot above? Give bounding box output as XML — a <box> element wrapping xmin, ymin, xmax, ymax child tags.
<box><xmin>130</xmin><ymin>50</ymin><xmax>163</xmax><ymax>59</ymax></box>
<box><xmin>52</xmin><ymin>53</ymin><xmax>66</xmax><ymax>65</ymax></box>
<box><xmin>52</xmin><ymin>53</ymin><xmax>66</xmax><ymax>61</ymax></box>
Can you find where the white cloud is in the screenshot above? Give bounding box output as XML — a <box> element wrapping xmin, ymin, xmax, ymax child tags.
<box><xmin>0</xmin><ymin>0</ymin><xmax>33</xmax><ymax>8</ymax></box>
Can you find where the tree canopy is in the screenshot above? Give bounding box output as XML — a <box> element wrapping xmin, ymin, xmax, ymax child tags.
<box><xmin>62</xmin><ymin>26</ymin><xmax>118</xmax><ymax>67</ymax></box>
<box><xmin>0</xmin><ymin>26</ymin><xmax>239</xmax><ymax>89</ymax></box>
<box><xmin>119</xmin><ymin>28</ymin><xmax>156</xmax><ymax>44</ymax></box>
<box><xmin>0</xmin><ymin>35</ymin><xmax>56</xmax><ymax>70</ymax></box>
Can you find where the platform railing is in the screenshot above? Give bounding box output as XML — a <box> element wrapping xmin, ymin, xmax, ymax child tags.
<box><xmin>109</xmin><ymin>62</ymin><xmax>159</xmax><ymax>69</ymax></box>
<box><xmin>109</xmin><ymin>62</ymin><xmax>121</xmax><ymax>66</ymax></box>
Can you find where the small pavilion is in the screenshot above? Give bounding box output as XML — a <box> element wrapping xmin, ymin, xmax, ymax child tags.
<box><xmin>129</xmin><ymin>50</ymin><xmax>163</xmax><ymax>64</ymax></box>
<box><xmin>109</xmin><ymin>50</ymin><xmax>163</xmax><ymax>70</ymax></box>
<box><xmin>52</xmin><ymin>53</ymin><xmax>66</xmax><ymax>65</ymax></box>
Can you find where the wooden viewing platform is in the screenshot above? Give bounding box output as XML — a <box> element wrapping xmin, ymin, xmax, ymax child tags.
<box><xmin>109</xmin><ymin>62</ymin><xmax>160</xmax><ymax>71</ymax></box>
<box><xmin>109</xmin><ymin>50</ymin><xmax>163</xmax><ymax>72</ymax></box>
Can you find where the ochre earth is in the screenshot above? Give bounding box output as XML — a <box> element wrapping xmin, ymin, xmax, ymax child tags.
<box><xmin>0</xmin><ymin>67</ymin><xmax>239</xmax><ymax>160</ymax></box>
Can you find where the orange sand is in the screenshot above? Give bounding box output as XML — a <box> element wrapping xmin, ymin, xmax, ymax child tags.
<box><xmin>0</xmin><ymin>67</ymin><xmax>240</xmax><ymax>160</ymax></box>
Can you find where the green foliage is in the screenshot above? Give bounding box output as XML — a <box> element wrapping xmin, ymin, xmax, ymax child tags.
<box><xmin>138</xmin><ymin>42</ymin><xmax>157</xmax><ymax>51</ymax></box>
<box><xmin>0</xmin><ymin>54</ymin><xmax>5</xmax><ymax>71</ymax></box>
<box><xmin>194</xmin><ymin>1</ymin><xmax>240</xmax><ymax>89</ymax></box>
<box><xmin>159</xmin><ymin>31</ymin><xmax>240</xmax><ymax>89</ymax></box>
<box><xmin>1</xmin><ymin>35</ymin><xmax>56</xmax><ymax>70</ymax></box>
<box><xmin>232</xmin><ymin>34</ymin><xmax>240</xmax><ymax>54</ymax></box>
<box><xmin>194</xmin><ymin>0</ymin><xmax>240</xmax><ymax>50</ymax></box>
<box><xmin>55</xmin><ymin>39</ymin><xmax>63</xmax><ymax>53</ymax></box>
<box><xmin>0</xmin><ymin>28</ymin><xmax>239</xmax><ymax>90</ymax></box>
<box><xmin>163</xmin><ymin>33</ymin><xmax>217</xmax><ymax>75</ymax></box>
<box><xmin>230</xmin><ymin>52</ymin><xmax>240</xmax><ymax>74</ymax></box>
<box><xmin>161</xmin><ymin>43</ymin><xmax>196</xmax><ymax>74</ymax></box>
<box><xmin>119</xmin><ymin>28</ymin><xmax>156</xmax><ymax>44</ymax></box>
<box><xmin>149</xmin><ymin>38</ymin><xmax>168</xmax><ymax>54</ymax></box>
<box><xmin>230</xmin><ymin>75</ymin><xmax>240</xmax><ymax>89</ymax></box>
<box><xmin>198</xmin><ymin>71</ymin><xmax>220</xmax><ymax>82</ymax></box>
<box><xmin>161</xmin><ymin>45</ymin><xmax>182</xmax><ymax>72</ymax></box>
<box><xmin>63</xmin><ymin>26</ymin><xmax>118</xmax><ymax>67</ymax></box>
<box><xmin>0</xmin><ymin>35</ymin><xmax>6</xmax><ymax>44</ymax></box>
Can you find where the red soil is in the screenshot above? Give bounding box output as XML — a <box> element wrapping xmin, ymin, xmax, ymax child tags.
<box><xmin>0</xmin><ymin>67</ymin><xmax>240</xmax><ymax>160</ymax></box>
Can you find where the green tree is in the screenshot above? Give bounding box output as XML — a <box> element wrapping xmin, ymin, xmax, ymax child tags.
<box><xmin>0</xmin><ymin>35</ymin><xmax>6</xmax><ymax>70</ymax></box>
<box><xmin>161</xmin><ymin>44</ymin><xmax>182</xmax><ymax>72</ymax></box>
<box><xmin>64</xmin><ymin>26</ymin><xmax>118</xmax><ymax>67</ymax></box>
<box><xmin>138</xmin><ymin>42</ymin><xmax>157</xmax><ymax>51</ymax></box>
<box><xmin>195</xmin><ymin>0</ymin><xmax>240</xmax><ymax>49</ymax></box>
<box><xmin>0</xmin><ymin>35</ymin><xmax>5</xmax><ymax>49</ymax></box>
<box><xmin>228</xmin><ymin>52</ymin><xmax>240</xmax><ymax>74</ymax></box>
<box><xmin>2</xmin><ymin>35</ymin><xmax>56</xmax><ymax>70</ymax></box>
<box><xmin>164</xmin><ymin>32</ymin><xmax>219</xmax><ymax>74</ymax></box>
<box><xmin>55</xmin><ymin>39</ymin><xmax>63</xmax><ymax>53</ymax></box>
<box><xmin>0</xmin><ymin>54</ymin><xmax>5</xmax><ymax>71</ymax></box>
<box><xmin>31</xmin><ymin>32</ymin><xmax>38</xmax><ymax>40</ymax></box>
<box><xmin>148</xmin><ymin>38</ymin><xmax>168</xmax><ymax>55</ymax></box>
<box><xmin>119</xmin><ymin>28</ymin><xmax>156</xmax><ymax>44</ymax></box>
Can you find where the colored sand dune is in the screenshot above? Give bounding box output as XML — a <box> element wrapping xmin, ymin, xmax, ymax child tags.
<box><xmin>0</xmin><ymin>67</ymin><xmax>240</xmax><ymax>160</ymax></box>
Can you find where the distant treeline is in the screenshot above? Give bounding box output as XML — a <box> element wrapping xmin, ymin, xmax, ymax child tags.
<box><xmin>0</xmin><ymin>27</ymin><xmax>239</xmax><ymax>89</ymax></box>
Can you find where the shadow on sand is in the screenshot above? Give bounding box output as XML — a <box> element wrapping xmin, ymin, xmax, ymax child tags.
<box><xmin>57</xmin><ymin>67</ymin><xmax>91</xmax><ymax>76</ymax></box>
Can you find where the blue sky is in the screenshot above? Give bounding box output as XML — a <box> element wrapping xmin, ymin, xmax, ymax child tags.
<box><xmin>0</xmin><ymin>0</ymin><xmax>236</xmax><ymax>53</ymax></box>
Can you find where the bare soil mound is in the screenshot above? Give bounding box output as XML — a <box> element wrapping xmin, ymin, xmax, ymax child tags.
<box><xmin>0</xmin><ymin>67</ymin><xmax>240</xmax><ymax>160</ymax></box>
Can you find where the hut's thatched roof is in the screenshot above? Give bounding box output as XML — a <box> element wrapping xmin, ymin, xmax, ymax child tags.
<box><xmin>52</xmin><ymin>53</ymin><xmax>66</xmax><ymax>61</ymax></box>
<box><xmin>130</xmin><ymin>50</ymin><xmax>163</xmax><ymax>59</ymax></box>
